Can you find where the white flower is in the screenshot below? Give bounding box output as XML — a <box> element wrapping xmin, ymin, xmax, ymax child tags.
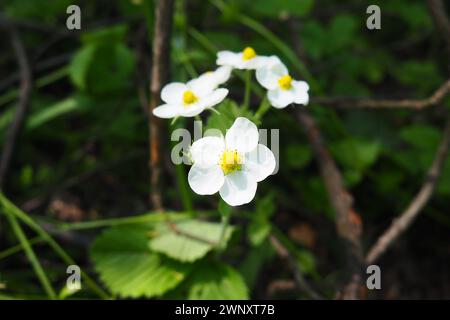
<box><xmin>188</xmin><ymin>66</ymin><xmax>232</xmax><ymax>91</ymax></box>
<box><xmin>217</xmin><ymin>47</ymin><xmax>268</xmax><ymax>70</ymax></box>
<box><xmin>152</xmin><ymin>79</ymin><xmax>229</xmax><ymax>119</ymax></box>
<box><xmin>188</xmin><ymin>117</ymin><xmax>276</xmax><ymax>206</ymax></box>
<box><xmin>256</xmin><ymin>56</ymin><xmax>309</xmax><ymax>109</ymax></box>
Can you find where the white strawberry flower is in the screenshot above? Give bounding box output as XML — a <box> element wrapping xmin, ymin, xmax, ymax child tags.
<box><xmin>152</xmin><ymin>79</ymin><xmax>229</xmax><ymax>119</ymax></box>
<box><xmin>256</xmin><ymin>56</ymin><xmax>309</xmax><ymax>109</ymax></box>
<box><xmin>217</xmin><ymin>47</ymin><xmax>268</xmax><ymax>70</ymax></box>
<box><xmin>188</xmin><ymin>117</ymin><xmax>276</xmax><ymax>206</ymax></box>
<box><xmin>188</xmin><ymin>66</ymin><xmax>232</xmax><ymax>91</ymax></box>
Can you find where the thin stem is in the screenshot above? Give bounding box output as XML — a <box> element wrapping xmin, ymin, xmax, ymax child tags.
<box><xmin>0</xmin><ymin>236</ymin><xmax>44</xmax><ymax>260</ymax></box>
<box><xmin>4</xmin><ymin>211</ymin><xmax>56</xmax><ymax>299</ymax></box>
<box><xmin>255</xmin><ymin>96</ymin><xmax>271</xmax><ymax>121</ymax></box>
<box><xmin>0</xmin><ymin>193</ymin><xmax>110</xmax><ymax>299</ymax></box>
<box><xmin>243</xmin><ymin>70</ymin><xmax>251</xmax><ymax>109</ymax></box>
<box><xmin>216</xmin><ymin>211</ymin><xmax>231</xmax><ymax>252</ymax></box>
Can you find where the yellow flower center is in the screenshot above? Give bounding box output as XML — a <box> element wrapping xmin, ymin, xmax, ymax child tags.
<box><xmin>242</xmin><ymin>47</ymin><xmax>257</xmax><ymax>61</ymax></box>
<box><xmin>278</xmin><ymin>75</ymin><xmax>293</xmax><ymax>90</ymax></box>
<box><xmin>219</xmin><ymin>150</ymin><xmax>242</xmax><ymax>175</ymax></box>
<box><xmin>183</xmin><ymin>90</ymin><xmax>198</xmax><ymax>105</ymax></box>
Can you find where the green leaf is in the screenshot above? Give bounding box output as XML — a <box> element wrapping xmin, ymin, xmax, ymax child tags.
<box><xmin>248</xmin><ymin>219</ymin><xmax>271</xmax><ymax>246</ymax></box>
<box><xmin>392</xmin><ymin>125</ymin><xmax>440</xmax><ymax>174</ymax></box>
<box><xmin>91</xmin><ymin>225</ymin><xmax>191</xmax><ymax>298</ymax></box>
<box><xmin>69</xmin><ymin>45</ymin><xmax>96</xmax><ymax>91</ymax></box>
<box><xmin>184</xmin><ymin>261</ymin><xmax>249</xmax><ymax>300</ymax></box>
<box><xmin>331</xmin><ymin>138</ymin><xmax>381</xmax><ymax>185</ymax></box>
<box><xmin>205</xmin><ymin>99</ymin><xmax>257</xmax><ymax>134</ymax></box>
<box><xmin>246</xmin><ymin>0</ymin><xmax>314</xmax><ymax>18</ymax></box>
<box><xmin>296</xmin><ymin>249</ymin><xmax>317</xmax><ymax>275</ymax></box>
<box><xmin>149</xmin><ymin>220</ymin><xmax>233</xmax><ymax>262</ymax></box>
<box><xmin>27</xmin><ymin>98</ymin><xmax>80</xmax><ymax>130</ymax></box>
<box><xmin>247</xmin><ymin>194</ymin><xmax>276</xmax><ymax>246</ymax></box>
<box><xmin>285</xmin><ymin>144</ymin><xmax>312</xmax><ymax>169</ymax></box>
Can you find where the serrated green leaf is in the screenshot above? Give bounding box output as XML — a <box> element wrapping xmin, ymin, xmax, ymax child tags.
<box><xmin>149</xmin><ymin>220</ymin><xmax>233</xmax><ymax>262</ymax></box>
<box><xmin>184</xmin><ymin>261</ymin><xmax>249</xmax><ymax>300</ymax></box>
<box><xmin>91</xmin><ymin>225</ymin><xmax>191</xmax><ymax>298</ymax></box>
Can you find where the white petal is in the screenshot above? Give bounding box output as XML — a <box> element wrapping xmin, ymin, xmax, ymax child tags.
<box><xmin>179</xmin><ymin>103</ymin><xmax>206</xmax><ymax>117</ymax></box>
<box><xmin>188</xmin><ymin>164</ymin><xmax>224</xmax><ymax>195</ymax></box>
<box><xmin>219</xmin><ymin>171</ymin><xmax>257</xmax><ymax>206</ymax></box>
<box><xmin>201</xmin><ymin>88</ymin><xmax>228</xmax><ymax>108</ymax></box>
<box><xmin>267</xmin><ymin>88</ymin><xmax>294</xmax><ymax>109</ymax></box>
<box><xmin>161</xmin><ymin>82</ymin><xmax>187</xmax><ymax>104</ymax></box>
<box><xmin>225</xmin><ymin>117</ymin><xmax>259</xmax><ymax>154</ymax></box>
<box><xmin>152</xmin><ymin>104</ymin><xmax>181</xmax><ymax>118</ymax></box>
<box><xmin>292</xmin><ymin>80</ymin><xmax>310</xmax><ymax>105</ymax></box>
<box><xmin>213</xmin><ymin>66</ymin><xmax>232</xmax><ymax>84</ymax></box>
<box><xmin>255</xmin><ymin>57</ymin><xmax>288</xmax><ymax>90</ymax></box>
<box><xmin>216</xmin><ymin>51</ymin><xmax>241</xmax><ymax>67</ymax></box>
<box><xmin>245</xmin><ymin>144</ymin><xmax>276</xmax><ymax>182</ymax></box>
<box><xmin>190</xmin><ymin>136</ymin><xmax>225</xmax><ymax>168</ymax></box>
<box><xmin>243</xmin><ymin>55</ymin><xmax>271</xmax><ymax>70</ymax></box>
<box><xmin>188</xmin><ymin>78</ymin><xmax>214</xmax><ymax>98</ymax></box>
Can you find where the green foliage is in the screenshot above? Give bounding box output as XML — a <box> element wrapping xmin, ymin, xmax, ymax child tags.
<box><xmin>205</xmin><ymin>99</ymin><xmax>258</xmax><ymax>134</ymax></box>
<box><xmin>180</xmin><ymin>261</ymin><xmax>249</xmax><ymax>300</ymax></box>
<box><xmin>91</xmin><ymin>225</ymin><xmax>191</xmax><ymax>298</ymax></box>
<box><xmin>331</xmin><ymin>138</ymin><xmax>381</xmax><ymax>186</ymax></box>
<box><xmin>247</xmin><ymin>195</ymin><xmax>276</xmax><ymax>246</ymax></box>
<box><xmin>245</xmin><ymin>0</ymin><xmax>315</xmax><ymax>18</ymax></box>
<box><xmin>69</xmin><ymin>26</ymin><xmax>135</xmax><ymax>95</ymax></box>
<box><xmin>149</xmin><ymin>220</ymin><xmax>234</xmax><ymax>262</ymax></box>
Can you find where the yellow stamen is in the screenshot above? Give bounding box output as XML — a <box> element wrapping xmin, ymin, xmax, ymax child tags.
<box><xmin>183</xmin><ymin>90</ymin><xmax>198</xmax><ymax>105</ymax></box>
<box><xmin>242</xmin><ymin>47</ymin><xmax>256</xmax><ymax>60</ymax></box>
<box><xmin>278</xmin><ymin>75</ymin><xmax>293</xmax><ymax>90</ymax></box>
<box><xmin>219</xmin><ymin>150</ymin><xmax>242</xmax><ymax>175</ymax></box>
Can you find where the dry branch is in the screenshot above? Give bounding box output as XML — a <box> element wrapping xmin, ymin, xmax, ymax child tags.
<box><xmin>311</xmin><ymin>79</ymin><xmax>450</xmax><ymax>109</ymax></box>
<box><xmin>296</xmin><ymin>108</ymin><xmax>365</xmax><ymax>299</ymax></box>
<box><xmin>148</xmin><ymin>0</ymin><xmax>174</xmax><ymax>210</ymax></box>
<box><xmin>366</xmin><ymin>118</ymin><xmax>450</xmax><ymax>264</ymax></box>
<box><xmin>269</xmin><ymin>234</ymin><xmax>323</xmax><ymax>300</ymax></box>
<box><xmin>0</xmin><ymin>22</ymin><xmax>32</xmax><ymax>189</ymax></box>
<box><xmin>427</xmin><ymin>0</ymin><xmax>450</xmax><ymax>61</ymax></box>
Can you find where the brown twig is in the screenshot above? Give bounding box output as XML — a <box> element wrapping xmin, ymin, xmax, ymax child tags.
<box><xmin>0</xmin><ymin>22</ymin><xmax>32</xmax><ymax>189</ymax></box>
<box><xmin>310</xmin><ymin>79</ymin><xmax>450</xmax><ymax>109</ymax></box>
<box><xmin>366</xmin><ymin>118</ymin><xmax>450</xmax><ymax>264</ymax></box>
<box><xmin>148</xmin><ymin>0</ymin><xmax>174</xmax><ymax>210</ymax></box>
<box><xmin>269</xmin><ymin>234</ymin><xmax>323</xmax><ymax>300</ymax></box>
<box><xmin>427</xmin><ymin>0</ymin><xmax>450</xmax><ymax>61</ymax></box>
<box><xmin>296</xmin><ymin>108</ymin><xmax>365</xmax><ymax>299</ymax></box>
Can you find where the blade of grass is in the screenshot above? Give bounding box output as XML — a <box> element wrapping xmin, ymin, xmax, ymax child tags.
<box><xmin>4</xmin><ymin>211</ymin><xmax>57</xmax><ymax>299</ymax></box>
<box><xmin>0</xmin><ymin>236</ymin><xmax>45</xmax><ymax>260</ymax></box>
<box><xmin>0</xmin><ymin>193</ymin><xmax>110</xmax><ymax>299</ymax></box>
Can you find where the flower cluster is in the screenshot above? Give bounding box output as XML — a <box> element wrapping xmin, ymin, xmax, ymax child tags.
<box><xmin>153</xmin><ymin>47</ymin><xmax>310</xmax><ymax>206</ymax></box>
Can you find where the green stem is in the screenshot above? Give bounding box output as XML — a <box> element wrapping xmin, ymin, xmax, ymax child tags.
<box><xmin>243</xmin><ymin>70</ymin><xmax>251</xmax><ymax>109</ymax></box>
<box><xmin>255</xmin><ymin>96</ymin><xmax>271</xmax><ymax>121</ymax></box>
<box><xmin>5</xmin><ymin>211</ymin><xmax>56</xmax><ymax>299</ymax></box>
<box><xmin>0</xmin><ymin>193</ymin><xmax>110</xmax><ymax>299</ymax></box>
<box><xmin>0</xmin><ymin>236</ymin><xmax>44</xmax><ymax>260</ymax></box>
<box><xmin>216</xmin><ymin>211</ymin><xmax>231</xmax><ymax>252</ymax></box>
<box><xmin>0</xmin><ymin>67</ymin><xmax>68</xmax><ymax>107</ymax></box>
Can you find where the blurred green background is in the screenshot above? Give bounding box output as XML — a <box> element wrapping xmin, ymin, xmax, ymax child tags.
<box><xmin>0</xmin><ymin>0</ymin><xmax>449</xmax><ymax>299</ymax></box>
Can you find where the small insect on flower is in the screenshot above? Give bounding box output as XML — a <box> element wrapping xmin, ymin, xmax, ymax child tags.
<box><xmin>256</xmin><ymin>56</ymin><xmax>309</xmax><ymax>109</ymax></box>
<box><xmin>188</xmin><ymin>117</ymin><xmax>276</xmax><ymax>206</ymax></box>
<box><xmin>216</xmin><ymin>47</ymin><xmax>269</xmax><ymax>70</ymax></box>
<box><xmin>152</xmin><ymin>78</ymin><xmax>229</xmax><ymax>119</ymax></box>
